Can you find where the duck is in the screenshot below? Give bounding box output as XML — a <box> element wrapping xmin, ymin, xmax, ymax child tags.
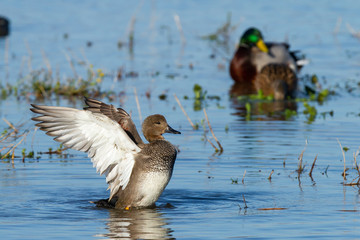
<box><xmin>230</xmin><ymin>27</ymin><xmax>306</xmax><ymax>99</ymax></box>
<box><xmin>0</xmin><ymin>16</ymin><xmax>10</xmax><ymax>37</ymax></box>
<box><xmin>30</xmin><ymin>97</ymin><xmax>181</xmax><ymax>210</ymax></box>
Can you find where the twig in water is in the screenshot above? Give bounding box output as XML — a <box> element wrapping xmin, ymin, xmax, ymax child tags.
<box><xmin>353</xmin><ymin>150</ymin><xmax>360</xmax><ymax>185</ymax></box>
<box><xmin>203</xmin><ymin>108</ymin><xmax>223</xmax><ymax>152</ymax></box>
<box><xmin>24</xmin><ymin>39</ymin><xmax>33</xmax><ymax>72</ymax></box>
<box><xmin>133</xmin><ymin>87</ymin><xmax>142</xmax><ymax>124</ymax></box>
<box><xmin>173</xmin><ymin>14</ymin><xmax>186</xmax><ymax>45</ymax></box>
<box><xmin>174</xmin><ymin>93</ymin><xmax>197</xmax><ymax>130</ymax></box>
<box><xmin>258</xmin><ymin>207</ymin><xmax>287</xmax><ymax>211</ymax></box>
<box><xmin>268</xmin><ymin>170</ymin><xmax>274</xmax><ymax>180</ymax></box>
<box><xmin>346</xmin><ymin>23</ymin><xmax>360</xmax><ymax>39</ymax></box>
<box><xmin>1</xmin><ymin>132</ymin><xmax>29</xmax><ymax>160</ymax></box>
<box><xmin>309</xmin><ymin>154</ymin><xmax>318</xmax><ymax>179</ymax></box>
<box><xmin>354</xmin><ymin>149</ymin><xmax>360</xmax><ymax>175</ymax></box>
<box><xmin>324</xmin><ymin>165</ymin><xmax>330</xmax><ymax>176</ymax></box>
<box><xmin>63</xmin><ymin>50</ymin><xmax>78</xmax><ymax>79</ymax></box>
<box><xmin>41</xmin><ymin>50</ymin><xmax>52</xmax><ymax>75</ymax></box>
<box><xmin>31</xmin><ymin>127</ymin><xmax>38</xmax><ymax>151</ymax></box>
<box><xmin>242</xmin><ymin>170</ymin><xmax>246</xmax><ymax>184</ymax></box>
<box><xmin>0</xmin><ymin>128</ymin><xmax>18</xmax><ymax>143</ymax></box>
<box><xmin>2</xmin><ymin>117</ymin><xmax>18</xmax><ymax>134</ymax></box>
<box><xmin>128</xmin><ymin>16</ymin><xmax>136</xmax><ymax>53</ymax></box>
<box><xmin>11</xmin><ymin>149</ymin><xmax>15</xmax><ymax>163</ymax></box>
<box><xmin>205</xmin><ymin>136</ymin><xmax>219</xmax><ymax>152</ymax></box>
<box><xmin>297</xmin><ymin>140</ymin><xmax>308</xmax><ymax>174</ymax></box>
<box><xmin>18</xmin><ymin>56</ymin><xmax>26</xmax><ymax>78</ymax></box>
<box><xmin>333</xmin><ymin>17</ymin><xmax>342</xmax><ymax>35</ymax></box>
<box><xmin>337</xmin><ymin>138</ymin><xmax>347</xmax><ymax>180</ymax></box>
<box><xmin>242</xmin><ymin>194</ymin><xmax>248</xmax><ymax>209</ymax></box>
<box><xmin>0</xmin><ymin>144</ymin><xmax>14</xmax><ymax>154</ymax></box>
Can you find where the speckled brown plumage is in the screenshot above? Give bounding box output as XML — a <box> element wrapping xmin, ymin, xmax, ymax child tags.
<box><xmin>255</xmin><ymin>63</ymin><xmax>298</xmax><ymax>100</ymax></box>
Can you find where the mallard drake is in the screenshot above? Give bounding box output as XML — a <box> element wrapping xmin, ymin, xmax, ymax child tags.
<box><xmin>230</xmin><ymin>27</ymin><xmax>306</xmax><ymax>99</ymax></box>
<box><xmin>31</xmin><ymin>98</ymin><xmax>181</xmax><ymax>210</ymax></box>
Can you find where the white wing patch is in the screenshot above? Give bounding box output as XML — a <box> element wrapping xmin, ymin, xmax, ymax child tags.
<box><xmin>32</xmin><ymin>105</ymin><xmax>141</xmax><ymax>200</ymax></box>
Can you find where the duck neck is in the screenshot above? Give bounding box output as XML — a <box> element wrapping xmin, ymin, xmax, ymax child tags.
<box><xmin>145</xmin><ymin>135</ymin><xmax>165</xmax><ymax>143</ymax></box>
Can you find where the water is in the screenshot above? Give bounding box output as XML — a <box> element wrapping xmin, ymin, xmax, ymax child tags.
<box><xmin>1</xmin><ymin>0</ymin><xmax>360</xmax><ymax>239</ymax></box>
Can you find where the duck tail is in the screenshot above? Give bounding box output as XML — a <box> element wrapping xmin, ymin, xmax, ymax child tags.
<box><xmin>290</xmin><ymin>50</ymin><xmax>309</xmax><ymax>71</ymax></box>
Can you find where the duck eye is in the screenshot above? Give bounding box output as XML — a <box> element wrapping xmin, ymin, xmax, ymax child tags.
<box><xmin>155</xmin><ymin>121</ymin><xmax>161</xmax><ymax>125</ymax></box>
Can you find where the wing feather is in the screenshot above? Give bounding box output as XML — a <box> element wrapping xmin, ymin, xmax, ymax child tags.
<box><xmin>84</xmin><ymin>98</ymin><xmax>144</xmax><ymax>146</ymax></box>
<box><xmin>30</xmin><ymin>104</ymin><xmax>141</xmax><ymax>199</ymax></box>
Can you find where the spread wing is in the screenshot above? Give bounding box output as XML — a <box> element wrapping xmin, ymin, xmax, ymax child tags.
<box><xmin>84</xmin><ymin>97</ymin><xmax>144</xmax><ymax>146</ymax></box>
<box><xmin>30</xmin><ymin>104</ymin><xmax>141</xmax><ymax>200</ymax></box>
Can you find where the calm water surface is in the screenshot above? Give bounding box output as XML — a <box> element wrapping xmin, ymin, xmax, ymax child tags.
<box><xmin>1</xmin><ymin>1</ymin><xmax>360</xmax><ymax>239</ymax></box>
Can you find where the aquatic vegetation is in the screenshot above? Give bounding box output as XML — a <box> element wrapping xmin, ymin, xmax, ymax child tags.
<box><xmin>21</xmin><ymin>148</ymin><xmax>34</xmax><ymax>159</ymax></box>
<box><xmin>193</xmin><ymin>84</ymin><xmax>206</xmax><ymax>111</ymax></box>
<box><xmin>0</xmin><ymin>64</ymin><xmax>111</xmax><ymax>100</ymax></box>
<box><xmin>245</xmin><ymin>102</ymin><xmax>251</xmax><ymax>121</ymax></box>
<box><xmin>303</xmin><ymin>102</ymin><xmax>317</xmax><ymax>123</ymax></box>
<box><xmin>191</xmin><ymin>84</ymin><xmax>222</xmax><ymax>112</ymax></box>
<box><xmin>284</xmin><ymin>108</ymin><xmax>297</xmax><ymax>120</ymax></box>
<box><xmin>193</xmin><ymin>84</ymin><xmax>206</xmax><ymax>100</ymax></box>
<box><xmin>224</xmin><ymin>124</ymin><xmax>229</xmax><ymax>133</ymax></box>
<box><xmin>249</xmin><ymin>90</ymin><xmax>274</xmax><ymax>101</ymax></box>
<box><xmin>231</xmin><ymin>178</ymin><xmax>239</xmax><ymax>184</ymax></box>
<box><xmin>201</xmin><ymin>12</ymin><xmax>239</xmax><ymax>47</ymax></box>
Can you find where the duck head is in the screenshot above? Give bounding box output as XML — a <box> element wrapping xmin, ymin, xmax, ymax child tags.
<box><xmin>142</xmin><ymin>114</ymin><xmax>181</xmax><ymax>142</ymax></box>
<box><xmin>240</xmin><ymin>27</ymin><xmax>269</xmax><ymax>53</ymax></box>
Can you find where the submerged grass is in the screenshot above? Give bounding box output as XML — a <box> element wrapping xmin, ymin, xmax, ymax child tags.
<box><xmin>0</xmin><ymin>65</ymin><xmax>111</xmax><ymax>100</ymax></box>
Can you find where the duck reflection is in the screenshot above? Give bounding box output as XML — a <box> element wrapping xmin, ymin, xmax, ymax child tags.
<box><xmin>230</xmin><ymin>82</ymin><xmax>297</xmax><ymax>121</ymax></box>
<box><xmin>97</xmin><ymin>208</ymin><xmax>174</xmax><ymax>240</ymax></box>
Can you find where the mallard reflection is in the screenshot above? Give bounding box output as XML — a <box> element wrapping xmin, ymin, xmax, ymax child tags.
<box><xmin>230</xmin><ymin>83</ymin><xmax>297</xmax><ymax>121</ymax></box>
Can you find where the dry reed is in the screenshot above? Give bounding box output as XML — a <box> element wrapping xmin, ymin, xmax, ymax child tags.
<box><xmin>173</xmin><ymin>93</ymin><xmax>197</xmax><ymax>130</ymax></box>
<box><xmin>203</xmin><ymin>108</ymin><xmax>223</xmax><ymax>152</ymax></box>
<box><xmin>268</xmin><ymin>170</ymin><xmax>274</xmax><ymax>180</ymax></box>
<box><xmin>174</xmin><ymin>14</ymin><xmax>186</xmax><ymax>45</ymax></box>
<box><xmin>337</xmin><ymin>138</ymin><xmax>347</xmax><ymax>180</ymax></box>
<box><xmin>133</xmin><ymin>87</ymin><xmax>142</xmax><ymax>124</ymax></box>
<box><xmin>242</xmin><ymin>194</ymin><xmax>248</xmax><ymax>209</ymax></box>
<box><xmin>309</xmin><ymin>154</ymin><xmax>318</xmax><ymax>179</ymax></box>
<box><xmin>242</xmin><ymin>170</ymin><xmax>246</xmax><ymax>184</ymax></box>
<box><xmin>297</xmin><ymin>140</ymin><xmax>308</xmax><ymax>174</ymax></box>
<box><xmin>1</xmin><ymin>132</ymin><xmax>29</xmax><ymax>160</ymax></box>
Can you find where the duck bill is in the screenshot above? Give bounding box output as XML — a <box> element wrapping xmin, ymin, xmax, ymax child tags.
<box><xmin>256</xmin><ymin>39</ymin><xmax>269</xmax><ymax>53</ymax></box>
<box><xmin>165</xmin><ymin>125</ymin><xmax>181</xmax><ymax>134</ymax></box>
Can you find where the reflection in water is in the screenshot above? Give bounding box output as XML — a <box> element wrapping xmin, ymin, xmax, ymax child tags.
<box><xmin>230</xmin><ymin>83</ymin><xmax>297</xmax><ymax>121</ymax></box>
<box><xmin>230</xmin><ymin>82</ymin><xmax>258</xmax><ymax>96</ymax></box>
<box><xmin>96</xmin><ymin>208</ymin><xmax>174</xmax><ymax>240</ymax></box>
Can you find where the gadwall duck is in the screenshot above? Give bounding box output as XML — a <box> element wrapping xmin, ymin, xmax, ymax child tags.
<box><xmin>30</xmin><ymin>98</ymin><xmax>181</xmax><ymax>210</ymax></box>
<box><xmin>230</xmin><ymin>27</ymin><xmax>306</xmax><ymax>99</ymax></box>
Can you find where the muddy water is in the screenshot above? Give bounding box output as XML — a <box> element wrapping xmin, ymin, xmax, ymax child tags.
<box><xmin>1</xmin><ymin>0</ymin><xmax>360</xmax><ymax>239</ymax></box>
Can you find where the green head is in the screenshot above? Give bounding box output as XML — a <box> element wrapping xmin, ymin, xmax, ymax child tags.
<box><xmin>240</xmin><ymin>27</ymin><xmax>268</xmax><ymax>53</ymax></box>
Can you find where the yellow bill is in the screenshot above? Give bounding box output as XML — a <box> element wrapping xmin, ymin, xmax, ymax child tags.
<box><xmin>256</xmin><ymin>39</ymin><xmax>269</xmax><ymax>53</ymax></box>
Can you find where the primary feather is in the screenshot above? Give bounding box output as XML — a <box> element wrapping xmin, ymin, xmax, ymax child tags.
<box><xmin>31</xmin><ymin>104</ymin><xmax>141</xmax><ymax>200</ymax></box>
